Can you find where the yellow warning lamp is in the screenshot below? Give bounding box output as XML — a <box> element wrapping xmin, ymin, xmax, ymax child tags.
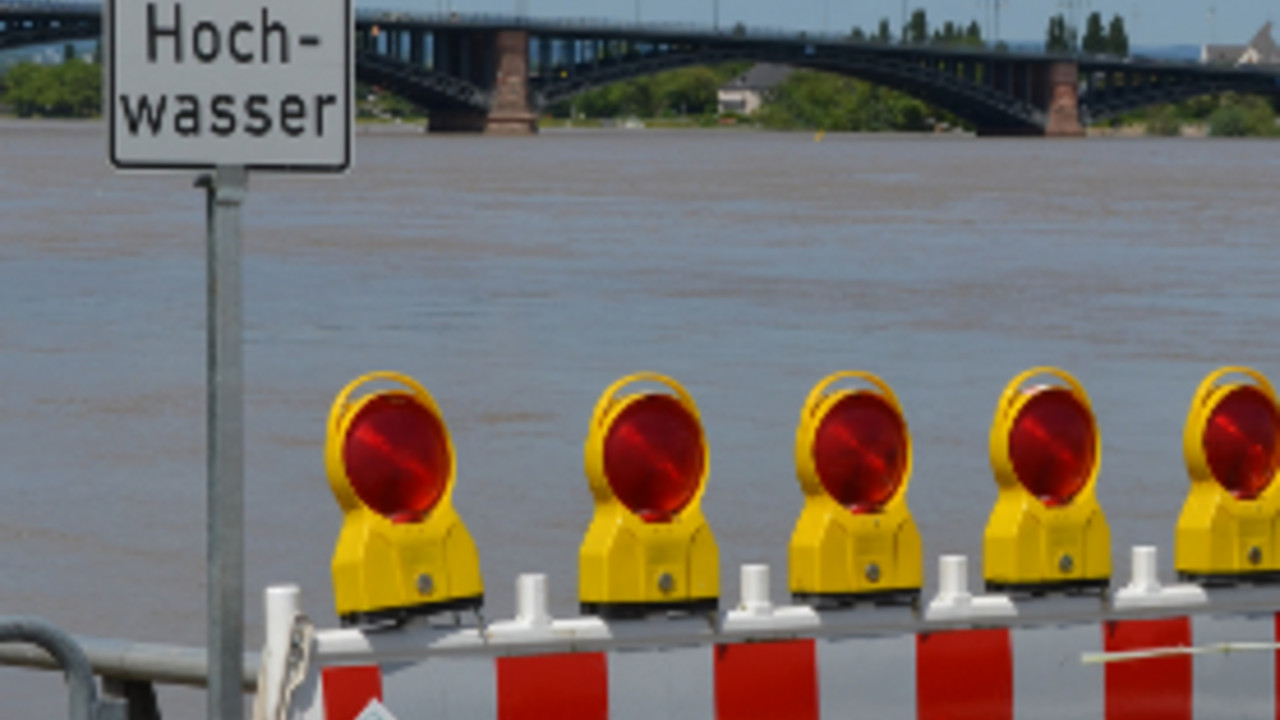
<box><xmin>983</xmin><ymin>367</ymin><xmax>1111</xmax><ymax>593</ymax></box>
<box><xmin>579</xmin><ymin>373</ymin><xmax>718</xmax><ymax>618</ymax></box>
<box><xmin>789</xmin><ymin>372</ymin><xmax>922</xmax><ymax>606</ymax></box>
<box><xmin>325</xmin><ymin>371</ymin><xmax>483</xmax><ymax>626</ymax></box>
<box><xmin>1176</xmin><ymin>367</ymin><xmax>1280</xmax><ymax>582</ymax></box>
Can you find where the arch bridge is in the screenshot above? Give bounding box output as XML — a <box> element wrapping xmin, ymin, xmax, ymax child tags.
<box><xmin>3</xmin><ymin>3</ymin><xmax>1280</xmax><ymax>135</ymax></box>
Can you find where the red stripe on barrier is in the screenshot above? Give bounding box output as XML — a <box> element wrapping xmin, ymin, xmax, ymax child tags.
<box><xmin>714</xmin><ymin>639</ymin><xmax>818</xmax><ymax>720</ymax></box>
<box><xmin>1104</xmin><ymin>617</ymin><xmax>1192</xmax><ymax>720</ymax></box>
<box><xmin>496</xmin><ymin>652</ymin><xmax>608</xmax><ymax>720</ymax></box>
<box><xmin>321</xmin><ymin>665</ymin><xmax>383</xmax><ymax>720</ymax></box>
<box><xmin>917</xmin><ymin>628</ymin><xmax>1013</xmax><ymax>720</ymax></box>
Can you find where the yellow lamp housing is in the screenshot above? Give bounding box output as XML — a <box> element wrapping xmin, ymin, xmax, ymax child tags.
<box><xmin>326</xmin><ymin>371</ymin><xmax>483</xmax><ymax>626</ymax></box>
<box><xmin>983</xmin><ymin>367</ymin><xmax>1111</xmax><ymax>594</ymax></box>
<box><xmin>1176</xmin><ymin>367</ymin><xmax>1280</xmax><ymax>583</ymax></box>
<box><xmin>789</xmin><ymin>372</ymin><xmax>922</xmax><ymax>607</ymax></box>
<box><xmin>579</xmin><ymin>373</ymin><xmax>718</xmax><ymax>619</ymax></box>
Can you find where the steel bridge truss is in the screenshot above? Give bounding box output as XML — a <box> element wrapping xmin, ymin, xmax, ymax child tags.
<box><xmin>524</xmin><ymin>37</ymin><xmax>1047</xmax><ymax>132</ymax></box>
<box><xmin>350</xmin><ymin>22</ymin><xmax>1055</xmax><ymax>132</ymax></box>
<box><xmin>1078</xmin><ymin>62</ymin><xmax>1280</xmax><ymax>124</ymax></box>
<box><xmin>0</xmin><ymin>6</ymin><xmax>98</xmax><ymax>52</ymax></box>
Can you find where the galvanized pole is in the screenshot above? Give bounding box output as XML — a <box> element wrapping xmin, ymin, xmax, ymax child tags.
<box><xmin>200</xmin><ymin>165</ymin><xmax>247</xmax><ymax>720</ymax></box>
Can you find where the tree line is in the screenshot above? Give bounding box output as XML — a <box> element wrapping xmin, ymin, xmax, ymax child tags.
<box><xmin>1048</xmin><ymin>12</ymin><xmax>1130</xmax><ymax>55</ymax></box>
<box><xmin>849</xmin><ymin>9</ymin><xmax>988</xmax><ymax>49</ymax></box>
<box><xmin>0</xmin><ymin>44</ymin><xmax>101</xmax><ymax>118</ymax></box>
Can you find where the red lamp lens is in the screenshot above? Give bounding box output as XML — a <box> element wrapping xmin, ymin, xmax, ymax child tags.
<box><xmin>1008</xmin><ymin>388</ymin><xmax>1096</xmax><ymax>507</ymax></box>
<box><xmin>1203</xmin><ymin>386</ymin><xmax>1280</xmax><ymax>500</ymax></box>
<box><xmin>343</xmin><ymin>395</ymin><xmax>450</xmax><ymax>523</ymax></box>
<box><xmin>604</xmin><ymin>395</ymin><xmax>705</xmax><ymax>523</ymax></box>
<box><xmin>812</xmin><ymin>394</ymin><xmax>908</xmax><ymax>513</ymax></box>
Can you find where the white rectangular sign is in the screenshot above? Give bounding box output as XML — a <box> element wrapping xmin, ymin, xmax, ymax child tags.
<box><xmin>108</xmin><ymin>0</ymin><xmax>352</xmax><ymax>171</ymax></box>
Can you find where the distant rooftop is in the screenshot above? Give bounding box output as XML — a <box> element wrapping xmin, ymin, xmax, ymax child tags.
<box><xmin>1202</xmin><ymin>22</ymin><xmax>1280</xmax><ymax>66</ymax></box>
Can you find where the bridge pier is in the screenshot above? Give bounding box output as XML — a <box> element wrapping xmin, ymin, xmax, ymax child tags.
<box><xmin>1044</xmin><ymin>62</ymin><xmax>1084</xmax><ymax>137</ymax></box>
<box><xmin>427</xmin><ymin>30</ymin><xmax>537</xmax><ymax>135</ymax></box>
<box><xmin>974</xmin><ymin>60</ymin><xmax>1084</xmax><ymax>137</ymax></box>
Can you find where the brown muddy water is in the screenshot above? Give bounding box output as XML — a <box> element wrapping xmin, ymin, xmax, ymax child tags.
<box><xmin>1</xmin><ymin>120</ymin><xmax>1278</xmax><ymax>714</ymax></box>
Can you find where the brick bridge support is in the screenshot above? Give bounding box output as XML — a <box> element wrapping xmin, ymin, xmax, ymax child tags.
<box><xmin>1044</xmin><ymin>62</ymin><xmax>1084</xmax><ymax>137</ymax></box>
<box><xmin>429</xmin><ymin>30</ymin><xmax>537</xmax><ymax>134</ymax></box>
<box><xmin>975</xmin><ymin>60</ymin><xmax>1084</xmax><ymax>137</ymax></box>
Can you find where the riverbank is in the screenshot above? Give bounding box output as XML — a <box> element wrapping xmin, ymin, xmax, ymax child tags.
<box><xmin>0</xmin><ymin>114</ymin><xmax>1244</xmax><ymax>140</ymax></box>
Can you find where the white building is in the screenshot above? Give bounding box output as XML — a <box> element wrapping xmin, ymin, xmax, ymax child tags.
<box><xmin>717</xmin><ymin>64</ymin><xmax>794</xmax><ymax>115</ymax></box>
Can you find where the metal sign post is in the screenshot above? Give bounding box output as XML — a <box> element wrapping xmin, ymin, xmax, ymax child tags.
<box><xmin>106</xmin><ymin>0</ymin><xmax>352</xmax><ymax>713</ymax></box>
<box><xmin>198</xmin><ymin>166</ymin><xmax>247</xmax><ymax>720</ymax></box>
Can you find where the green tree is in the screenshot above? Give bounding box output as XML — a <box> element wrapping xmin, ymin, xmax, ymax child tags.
<box><xmin>1209</xmin><ymin>105</ymin><xmax>1253</xmax><ymax>137</ymax></box>
<box><xmin>654</xmin><ymin>66</ymin><xmax>720</xmax><ymax>115</ymax></box>
<box><xmin>549</xmin><ymin>63</ymin><xmax>748</xmax><ymax>120</ymax></box>
<box><xmin>964</xmin><ymin>21</ymin><xmax>983</xmax><ymax>47</ymax></box>
<box><xmin>755</xmin><ymin>69</ymin><xmax>939</xmax><ymax>132</ymax></box>
<box><xmin>849</xmin><ymin>26</ymin><xmax>866</xmax><ymax>42</ymax></box>
<box><xmin>62</xmin><ymin>43</ymin><xmax>76</xmax><ymax>63</ymax></box>
<box><xmin>906</xmin><ymin>9</ymin><xmax>928</xmax><ymax>45</ymax></box>
<box><xmin>1081</xmin><ymin>12</ymin><xmax>1107</xmax><ymax>54</ymax></box>
<box><xmin>1208</xmin><ymin>94</ymin><xmax>1277</xmax><ymax>137</ymax></box>
<box><xmin>1045</xmin><ymin>14</ymin><xmax>1075</xmax><ymax>53</ymax></box>
<box><xmin>876</xmin><ymin>18</ymin><xmax>893</xmax><ymax>44</ymax></box>
<box><xmin>1</xmin><ymin>59</ymin><xmax>101</xmax><ymax>118</ymax></box>
<box><xmin>3</xmin><ymin>62</ymin><xmax>46</xmax><ymax>117</ymax></box>
<box><xmin>932</xmin><ymin>21</ymin><xmax>959</xmax><ymax>46</ymax></box>
<box><xmin>1107</xmin><ymin>15</ymin><xmax>1130</xmax><ymax>57</ymax></box>
<box><xmin>1145</xmin><ymin>106</ymin><xmax>1181</xmax><ymax>136</ymax></box>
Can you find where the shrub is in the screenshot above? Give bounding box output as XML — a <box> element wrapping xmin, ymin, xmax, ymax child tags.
<box><xmin>1145</xmin><ymin>107</ymin><xmax>1181</xmax><ymax>137</ymax></box>
<box><xmin>1209</xmin><ymin>105</ymin><xmax>1253</xmax><ymax>137</ymax></box>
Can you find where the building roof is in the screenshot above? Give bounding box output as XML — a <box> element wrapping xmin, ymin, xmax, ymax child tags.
<box><xmin>1202</xmin><ymin>44</ymin><xmax>1246</xmax><ymax>65</ymax></box>
<box><xmin>1202</xmin><ymin>22</ymin><xmax>1280</xmax><ymax>66</ymax></box>
<box><xmin>1247</xmin><ymin>22</ymin><xmax>1280</xmax><ymax>61</ymax></box>
<box><xmin>720</xmin><ymin>63</ymin><xmax>794</xmax><ymax>92</ymax></box>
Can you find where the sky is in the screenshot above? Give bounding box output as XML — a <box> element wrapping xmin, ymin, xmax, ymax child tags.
<box><xmin>382</xmin><ymin>0</ymin><xmax>1277</xmax><ymax>47</ymax></box>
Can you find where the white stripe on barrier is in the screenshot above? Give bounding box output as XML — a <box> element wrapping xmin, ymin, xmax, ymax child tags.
<box><xmin>383</xmin><ymin>658</ymin><xmax>496</xmax><ymax>720</ymax></box>
<box><xmin>1191</xmin><ymin>613</ymin><xmax>1275</xmax><ymax>719</ymax></box>
<box><xmin>609</xmin><ymin>646</ymin><xmax>713</xmax><ymax>720</ymax></box>
<box><xmin>1012</xmin><ymin>623</ymin><xmax>1104</xmax><ymax>720</ymax></box>
<box><xmin>818</xmin><ymin>634</ymin><xmax>915</xmax><ymax>719</ymax></box>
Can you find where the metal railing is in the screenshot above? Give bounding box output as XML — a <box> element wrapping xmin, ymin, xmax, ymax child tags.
<box><xmin>0</xmin><ymin>620</ymin><xmax>259</xmax><ymax>720</ymax></box>
<box><xmin>0</xmin><ymin>617</ymin><xmax>124</xmax><ymax>719</ymax></box>
<box><xmin>0</xmin><ymin>634</ymin><xmax>259</xmax><ymax>690</ymax></box>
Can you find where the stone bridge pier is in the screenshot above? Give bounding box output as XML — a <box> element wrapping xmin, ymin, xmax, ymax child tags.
<box><xmin>429</xmin><ymin>30</ymin><xmax>537</xmax><ymax>134</ymax></box>
<box><xmin>975</xmin><ymin>60</ymin><xmax>1083</xmax><ymax>137</ymax></box>
<box><xmin>1043</xmin><ymin>62</ymin><xmax>1084</xmax><ymax>137</ymax></box>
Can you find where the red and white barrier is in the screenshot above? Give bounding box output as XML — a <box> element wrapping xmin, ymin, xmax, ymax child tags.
<box><xmin>260</xmin><ymin>548</ymin><xmax>1280</xmax><ymax>720</ymax></box>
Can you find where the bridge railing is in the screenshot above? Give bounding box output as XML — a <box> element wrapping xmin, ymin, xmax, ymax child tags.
<box><xmin>354</xmin><ymin>9</ymin><xmax>855</xmax><ymax>44</ymax></box>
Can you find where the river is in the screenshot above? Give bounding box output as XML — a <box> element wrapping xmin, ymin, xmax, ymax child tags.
<box><xmin>1</xmin><ymin>120</ymin><xmax>1278</xmax><ymax>714</ymax></box>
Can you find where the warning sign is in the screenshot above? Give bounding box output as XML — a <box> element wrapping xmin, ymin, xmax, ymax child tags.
<box><xmin>108</xmin><ymin>0</ymin><xmax>352</xmax><ymax>171</ymax></box>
